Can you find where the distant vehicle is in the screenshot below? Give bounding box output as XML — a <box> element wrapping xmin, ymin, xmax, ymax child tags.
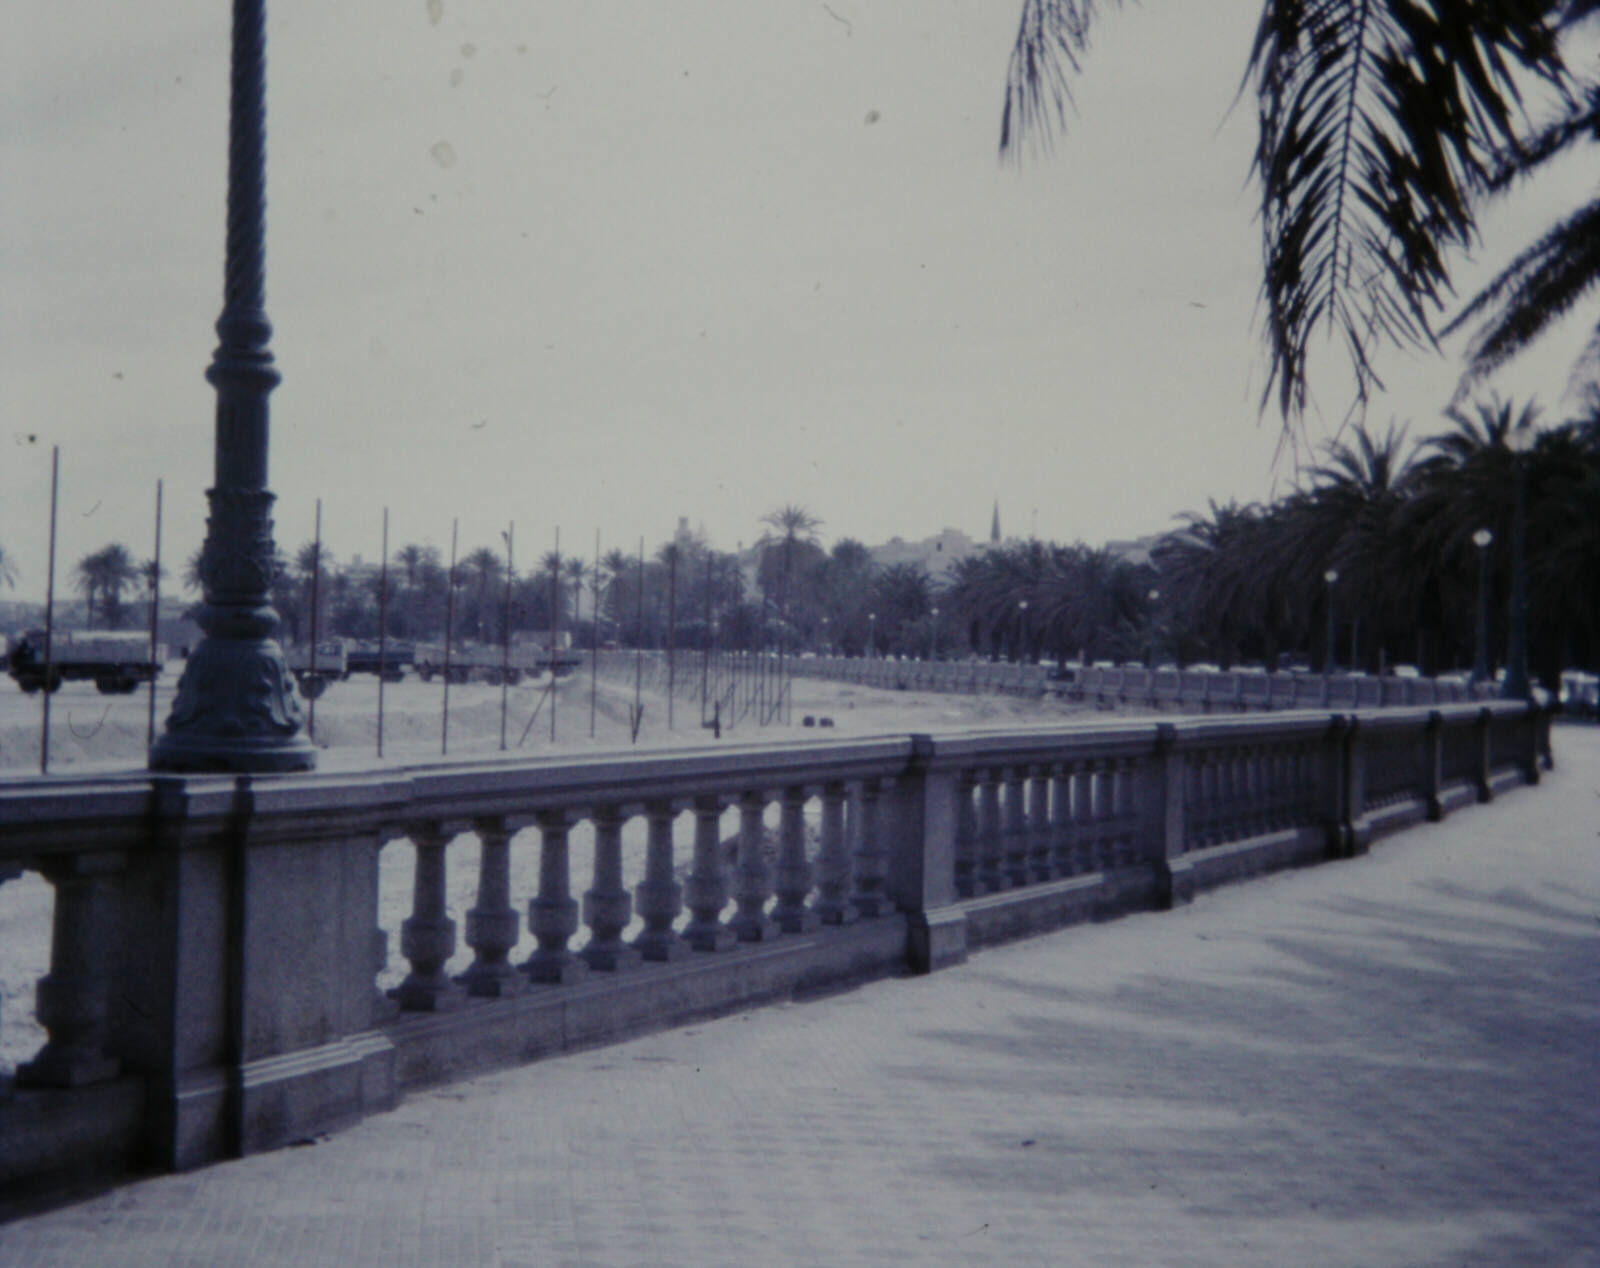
<box><xmin>1562</xmin><ymin>672</ymin><xmax>1598</xmax><ymax>718</ymax></box>
<box><xmin>344</xmin><ymin>640</ymin><xmax>412</xmax><ymax>682</ymax></box>
<box><xmin>5</xmin><ymin>629</ymin><xmax>166</xmax><ymax>695</ymax></box>
<box><xmin>284</xmin><ymin>640</ymin><xmax>347</xmax><ymax>700</ymax></box>
<box><xmin>412</xmin><ymin>641</ymin><xmax>583</xmax><ymax>685</ymax></box>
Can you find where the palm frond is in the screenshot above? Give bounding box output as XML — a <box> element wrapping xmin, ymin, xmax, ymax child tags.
<box><xmin>1248</xmin><ymin>0</ymin><xmax>1569</xmax><ymax>425</ymax></box>
<box><xmin>998</xmin><ymin>0</ymin><xmax>1119</xmax><ymax>160</ymax></box>
<box><xmin>1444</xmin><ymin>193</ymin><xmax>1600</xmax><ymax>387</ymax></box>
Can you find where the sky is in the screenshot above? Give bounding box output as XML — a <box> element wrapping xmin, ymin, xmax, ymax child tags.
<box><xmin>3</xmin><ymin>1</ymin><xmax>1595</xmax><ymax>604</ymax></box>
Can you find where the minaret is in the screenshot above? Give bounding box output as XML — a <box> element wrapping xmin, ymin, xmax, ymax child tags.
<box><xmin>990</xmin><ymin>498</ymin><xmax>1001</xmax><ymax>544</ymax></box>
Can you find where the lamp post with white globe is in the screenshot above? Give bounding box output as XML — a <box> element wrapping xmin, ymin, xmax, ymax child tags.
<box><xmin>1471</xmin><ymin>527</ymin><xmax>1494</xmax><ymax>685</ymax></box>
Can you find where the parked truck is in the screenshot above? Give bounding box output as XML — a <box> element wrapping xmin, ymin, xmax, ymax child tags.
<box><xmin>283</xmin><ymin>639</ymin><xmax>348</xmax><ymax>700</ymax></box>
<box><xmin>344</xmin><ymin>639</ymin><xmax>413</xmax><ymax>682</ymax></box>
<box><xmin>412</xmin><ymin>640</ymin><xmax>582</xmax><ymax>685</ymax></box>
<box><xmin>6</xmin><ymin>629</ymin><xmax>167</xmax><ymax>694</ymax></box>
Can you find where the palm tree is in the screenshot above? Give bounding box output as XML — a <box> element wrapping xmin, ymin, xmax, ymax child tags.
<box><xmin>759</xmin><ymin>505</ymin><xmax>823</xmax><ymax>717</ymax></box>
<box><xmin>461</xmin><ymin>547</ymin><xmax>503</xmax><ymax>642</ymax></box>
<box><xmin>563</xmin><ymin>557</ymin><xmax>589</xmax><ymax>631</ymax></box>
<box><xmin>1001</xmin><ymin>2</ymin><xmax>1600</xmax><ymax>426</ymax></box>
<box><xmin>74</xmin><ymin>543</ymin><xmax>139</xmax><ymax>629</ymax></box>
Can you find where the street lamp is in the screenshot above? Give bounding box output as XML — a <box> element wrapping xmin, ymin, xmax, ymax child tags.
<box><xmin>1323</xmin><ymin>569</ymin><xmax>1340</xmax><ymax>675</ymax></box>
<box><xmin>1503</xmin><ymin>427</ymin><xmax>1535</xmax><ymax>699</ymax></box>
<box><xmin>1471</xmin><ymin>528</ymin><xmax>1493</xmax><ymax>685</ymax></box>
<box><xmin>930</xmin><ymin>605</ymin><xmax>940</xmax><ymax>661</ymax></box>
<box><xmin>1147</xmin><ymin>588</ymin><xmax>1160</xmax><ymax>668</ymax></box>
<box><xmin>867</xmin><ymin>612</ymin><xmax>876</xmax><ymax>659</ymax></box>
<box><xmin>1017</xmin><ymin>599</ymin><xmax>1029</xmax><ymax>663</ymax></box>
<box><xmin>151</xmin><ymin>0</ymin><xmax>315</xmax><ymax>772</ymax></box>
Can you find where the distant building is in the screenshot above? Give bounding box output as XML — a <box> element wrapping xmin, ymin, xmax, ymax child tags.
<box><xmin>869</xmin><ymin>527</ymin><xmax>982</xmax><ymax>579</ymax></box>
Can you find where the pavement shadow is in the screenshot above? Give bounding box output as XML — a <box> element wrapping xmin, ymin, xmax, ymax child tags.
<box><xmin>889</xmin><ymin>880</ymin><xmax>1599</xmax><ymax>1265</ymax></box>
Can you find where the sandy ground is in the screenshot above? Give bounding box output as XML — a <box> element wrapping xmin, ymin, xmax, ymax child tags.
<box><xmin>0</xmin><ymin>667</ymin><xmax>1118</xmax><ymax>1070</ymax></box>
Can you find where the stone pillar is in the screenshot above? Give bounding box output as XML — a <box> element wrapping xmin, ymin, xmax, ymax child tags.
<box><xmin>582</xmin><ymin>808</ymin><xmax>641</xmax><ymax>972</ymax></box>
<box><xmin>392</xmin><ymin>823</ymin><xmax>464</xmax><ymax>1011</ymax></box>
<box><xmin>849</xmin><ymin>778</ymin><xmax>893</xmax><ymax>917</ymax></box>
<box><xmin>1071</xmin><ymin>765</ymin><xmax>1096</xmax><ymax>872</ymax></box>
<box><xmin>885</xmin><ymin>737</ymin><xmax>967</xmax><ymax>973</ymax></box>
<box><xmin>526</xmin><ymin>811</ymin><xmax>589</xmax><ymax>984</ymax></box>
<box><xmin>771</xmin><ymin>786</ymin><xmax>820</xmax><ymax>933</ymax></box>
<box><xmin>1473</xmin><ymin>707</ymin><xmax>1494</xmax><ymax>803</ymax></box>
<box><xmin>15</xmin><ymin>852</ymin><xmax>125</xmax><ymax>1088</ymax></box>
<box><xmin>459</xmin><ymin>816</ymin><xmax>525</xmax><ymax>997</ymax></box>
<box><xmin>632</xmin><ymin>800</ymin><xmax>689</xmax><ymax>961</ymax></box>
<box><xmin>812</xmin><ymin>781</ymin><xmax>858</xmax><ymax>925</ymax></box>
<box><xmin>729</xmin><ymin>791</ymin><xmax>779</xmax><ymax>942</ymax></box>
<box><xmin>682</xmin><ymin>796</ymin><xmax>737</xmax><ymax>950</ymax></box>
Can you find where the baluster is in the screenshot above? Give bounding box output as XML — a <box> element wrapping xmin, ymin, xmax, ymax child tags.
<box><xmin>459</xmin><ymin>815</ymin><xmax>525</xmax><ymax>997</ymax></box>
<box><xmin>1072</xmin><ymin>764</ymin><xmax>1096</xmax><ymax>872</ymax></box>
<box><xmin>850</xmin><ymin>778</ymin><xmax>893</xmax><ymax>917</ymax></box>
<box><xmin>1092</xmin><ymin>761</ymin><xmax>1116</xmax><ymax>869</ymax></box>
<box><xmin>1114</xmin><ymin>758</ymin><xmax>1138</xmax><ymax>867</ymax></box>
<box><xmin>1050</xmin><ymin>766</ymin><xmax>1075</xmax><ymax>875</ymax></box>
<box><xmin>977</xmin><ymin>770</ymin><xmax>1007</xmax><ymax>892</ymax></box>
<box><xmin>683</xmin><ymin>795</ymin><xmax>737</xmax><ymax>949</ymax></box>
<box><xmin>393</xmin><ymin>823</ymin><xmax>464</xmax><ymax>1011</ymax></box>
<box><xmin>1003</xmin><ymin>767</ymin><xmax>1030</xmax><ymax>887</ymax></box>
<box><xmin>15</xmin><ymin>853</ymin><xmax>123</xmax><ymax>1088</ymax></box>
<box><xmin>952</xmin><ymin>772</ymin><xmax>980</xmax><ymax>897</ymax></box>
<box><xmin>1028</xmin><ymin>768</ymin><xmax>1054</xmax><ymax>881</ymax></box>
<box><xmin>633</xmin><ymin>800</ymin><xmax>689</xmax><ymax>961</ymax></box>
<box><xmin>525</xmin><ymin>811</ymin><xmax>589</xmax><ymax>984</ymax></box>
<box><xmin>582</xmin><ymin>807</ymin><xmax>641</xmax><ymax>971</ymax></box>
<box><xmin>1197</xmin><ymin>754</ymin><xmax>1219</xmax><ymax>847</ymax></box>
<box><xmin>729</xmin><ymin>791</ymin><xmax>778</xmax><ymax>942</ymax></box>
<box><xmin>771</xmin><ymin>786</ymin><xmax>820</xmax><ymax>933</ymax></box>
<box><xmin>813</xmin><ymin>781</ymin><xmax>858</xmax><ymax>924</ymax></box>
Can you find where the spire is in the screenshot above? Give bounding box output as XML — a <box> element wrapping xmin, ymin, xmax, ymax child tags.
<box><xmin>990</xmin><ymin>497</ymin><xmax>1001</xmax><ymax>544</ymax></box>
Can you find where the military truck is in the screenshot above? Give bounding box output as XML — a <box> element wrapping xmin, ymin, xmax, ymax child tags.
<box><xmin>344</xmin><ymin>640</ymin><xmax>412</xmax><ymax>682</ymax></box>
<box><xmin>412</xmin><ymin>641</ymin><xmax>581</xmax><ymax>685</ymax></box>
<box><xmin>6</xmin><ymin>629</ymin><xmax>166</xmax><ymax>694</ymax></box>
<box><xmin>283</xmin><ymin>639</ymin><xmax>347</xmax><ymax>699</ymax></box>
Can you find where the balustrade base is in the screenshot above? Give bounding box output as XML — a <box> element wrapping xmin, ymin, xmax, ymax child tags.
<box><xmin>813</xmin><ymin>899</ymin><xmax>860</xmax><ymax>927</ymax></box>
<box><xmin>681</xmin><ymin>923</ymin><xmax>738</xmax><ymax>952</ymax></box>
<box><xmin>729</xmin><ymin>912</ymin><xmax>781</xmax><ymax>943</ymax></box>
<box><xmin>581</xmin><ymin>941</ymin><xmax>644</xmax><ymax>973</ymax></box>
<box><xmin>633</xmin><ymin>929</ymin><xmax>693</xmax><ymax>962</ymax></box>
<box><xmin>14</xmin><ymin>1050</ymin><xmax>121</xmax><ymax>1091</ymax></box>
<box><xmin>526</xmin><ymin>952</ymin><xmax>590</xmax><ymax>985</ymax></box>
<box><xmin>849</xmin><ymin>892</ymin><xmax>896</xmax><ymax>919</ymax></box>
<box><xmin>457</xmin><ymin>962</ymin><xmax>528</xmax><ymax>999</ymax></box>
<box><xmin>390</xmin><ymin>976</ymin><xmax>467</xmax><ymax>1013</ymax></box>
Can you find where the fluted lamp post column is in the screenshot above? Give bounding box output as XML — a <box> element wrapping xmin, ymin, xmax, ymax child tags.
<box><xmin>1502</xmin><ymin>427</ymin><xmax>1534</xmax><ymax>701</ymax></box>
<box><xmin>1470</xmin><ymin>528</ymin><xmax>1493</xmax><ymax>686</ymax></box>
<box><xmin>151</xmin><ymin>0</ymin><xmax>315</xmax><ymax>772</ymax></box>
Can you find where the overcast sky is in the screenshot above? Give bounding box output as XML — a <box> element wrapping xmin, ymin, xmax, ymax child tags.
<box><xmin>3</xmin><ymin>2</ymin><xmax>1593</xmax><ymax>603</ymax></box>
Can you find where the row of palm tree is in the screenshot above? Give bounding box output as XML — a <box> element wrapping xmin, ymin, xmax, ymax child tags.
<box><xmin>1154</xmin><ymin>398</ymin><xmax>1600</xmax><ymax>685</ymax></box>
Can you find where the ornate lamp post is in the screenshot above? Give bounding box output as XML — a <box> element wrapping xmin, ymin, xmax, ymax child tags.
<box><xmin>867</xmin><ymin>612</ymin><xmax>877</xmax><ymax>659</ymax></box>
<box><xmin>1470</xmin><ymin>528</ymin><xmax>1493</xmax><ymax>685</ymax></box>
<box><xmin>151</xmin><ymin>0</ymin><xmax>314</xmax><ymax>772</ymax></box>
<box><xmin>1017</xmin><ymin>599</ymin><xmax>1029</xmax><ymax>663</ymax></box>
<box><xmin>930</xmin><ymin>605</ymin><xmax>940</xmax><ymax>660</ymax></box>
<box><xmin>1502</xmin><ymin>427</ymin><xmax>1535</xmax><ymax>700</ymax></box>
<box><xmin>1323</xmin><ymin>569</ymin><xmax>1340</xmax><ymax>675</ymax></box>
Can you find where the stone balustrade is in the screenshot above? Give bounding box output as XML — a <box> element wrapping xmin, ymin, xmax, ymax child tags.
<box><xmin>0</xmin><ymin>700</ymin><xmax>1548</xmax><ymax>1203</ymax></box>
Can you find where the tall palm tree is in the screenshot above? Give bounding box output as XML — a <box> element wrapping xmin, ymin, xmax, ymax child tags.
<box><xmin>563</xmin><ymin>557</ymin><xmax>589</xmax><ymax>630</ymax></box>
<box><xmin>758</xmin><ymin>504</ymin><xmax>823</xmax><ymax>717</ymax></box>
<box><xmin>74</xmin><ymin>543</ymin><xmax>139</xmax><ymax>629</ymax></box>
<box><xmin>1001</xmin><ymin>1</ymin><xmax>1599</xmax><ymax>426</ymax></box>
<box><xmin>461</xmin><ymin>547</ymin><xmax>503</xmax><ymax>641</ymax></box>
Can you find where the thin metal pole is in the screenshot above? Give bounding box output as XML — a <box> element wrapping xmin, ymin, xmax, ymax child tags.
<box><xmin>633</xmin><ymin>536</ymin><xmax>645</xmax><ymax>739</ymax></box>
<box><xmin>549</xmin><ymin>527</ymin><xmax>559</xmax><ymax>743</ymax></box>
<box><xmin>500</xmin><ymin>521</ymin><xmax>514</xmax><ymax>751</ymax></box>
<box><xmin>307</xmin><ymin>498</ymin><xmax>321</xmax><ymax>741</ymax></box>
<box><xmin>40</xmin><ymin>446</ymin><xmax>59</xmax><ymax>775</ymax></box>
<box><xmin>590</xmin><ymin>528</ymin><xmax>600</xmax><ymax>739</ymax></box>
<box><xmin>666</xmin><ymin>544</ymin><xmax>677</xmax><ymax>730</ymax></box>
<box><xmin>442</xmin><ymin>518</ymin><xmax>458</xmax><ymax>755</ymax></box>
<box><xmin>147</xmin><ymin>478</ymin><xmax>163</xmax><ymax>749</ymax></box>
<box><xmin>377</xmin><ymin>507</ymin><xmax>389</xmax><ymax>758</ymax></box>
<box><xmin>701</xmin><ymin>551</ymin><xmax>712</xmax><ymax>725</ymax></box>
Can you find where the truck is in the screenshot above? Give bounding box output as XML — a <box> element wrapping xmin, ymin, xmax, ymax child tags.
<box><xmin>6</xmin><ymin>629</ymin><xmax>167</xmax><ymax>695</ymax></box>
<box><xmin>283</xmin><ymin>640</ymin><xmax>348</xmax><ymax>700</ymax></box>
<box><xmin>344</xmin><ymin>640</ymin><xmax>413</xmax><ymax>682</ymax></box>
<box><xmin>412</xmin><ymin>641</ymin><xmax>583</xmax><ymax>685</ymax></box>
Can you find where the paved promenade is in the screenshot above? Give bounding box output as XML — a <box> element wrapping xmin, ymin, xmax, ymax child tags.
<box><xmin>4</xmin><ymin>727</ymin><xmax>1596</xmax><ymax>1267</ymax></box>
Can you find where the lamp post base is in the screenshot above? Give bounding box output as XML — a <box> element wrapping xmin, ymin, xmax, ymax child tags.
<box><xmin>150</xmin><ymin>636</ymin><xmax>317</xmax><ymax>773</ymax></box>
